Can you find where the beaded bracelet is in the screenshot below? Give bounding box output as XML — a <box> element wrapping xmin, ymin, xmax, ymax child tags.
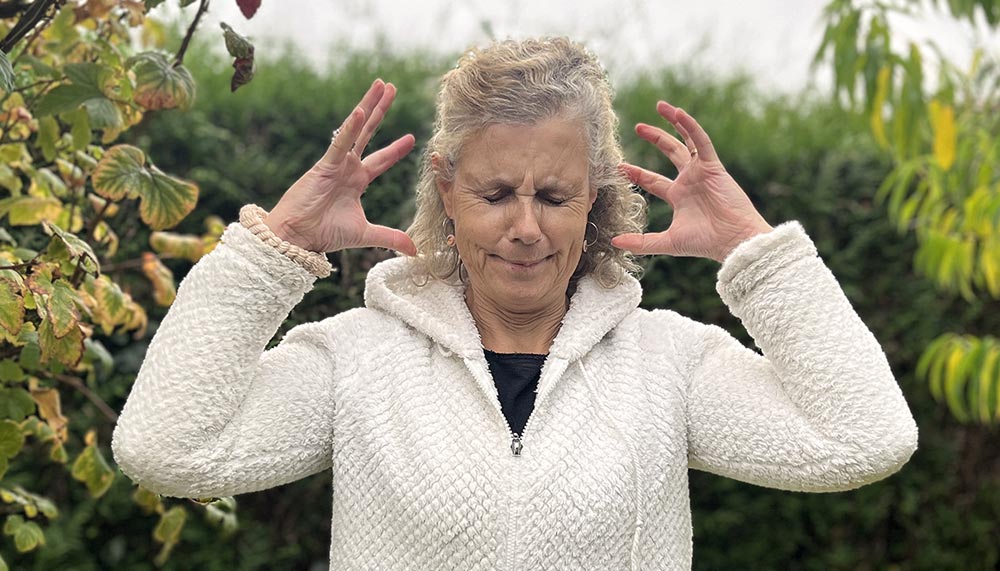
<box><xmin>238</xmin><ymin>204</ymin><xmax>333</xmax><ymax>278</ymax></box>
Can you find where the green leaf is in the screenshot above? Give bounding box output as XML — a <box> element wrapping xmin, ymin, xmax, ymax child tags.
<box><xmin>37</xmin><ymin>116</ymin><xmax>60</xmax><ymax>163</ymax></box>
<box><xmin>204</xmin><ymin>496</ymin><xmax>238</xmax><ymax>536</ymax></box>
<box><xmin>972</xmin><ymin>343</ymin><xmax>998</xmax><ymax>422</ymax></box>
<box><xmin>132</xmin><ymin>486</ymin><xmax>163</xmax><ymax>515</ymax></box>
<box><xmin>82</xmin><ymin>97</ymin><xmax>123</xmax><ymax>131</ymax></box>
<box><xmin>0</xmin><ymin>420</ymin><xmax>25</xmax><ymax>458</ymax></box>
<box><xmin>83</xmin><ymin>275</ymin><xmax>130</xmax><ymax>335</ymax></box>
<box><xmin>17</xmin><ymin>329</ymin><xmax>40</xmax><ymax>371</ymax></box>
<box><xmin>47</xmin><ymin>280</ymin><xmax>82</xmax><ymax>339</ymax></box>
<box><xmin>0</xmin><ymin>163</ymin><xmax>22</xmax><ymax>193</ymax></box>
<box><xmin>0</xmin><ymin>51</ymin><xmax>14</xmax><ymax>93</ymax></box>
<box><xmin>0</xmin><ymin>359</ymin><xmax>25</xmax><ymax>383</ymax></box>
<box><xmin>71</xmin><ymin>444</ymin><xmax>115</xmax><ymax>498</ymax></box>
<box><xmin>63</xmin><ymin>63</ymin><xmax>113</xmax><ymax>92</ymax></box>
<box><xmin>129</xmin><ymin>51</ymin><xmax>196</xmax><ymax>111</ymax></box>
<box><xmin>2</xmin><ymin>515</ymin><xmax>45</xmax><ymax>552</ymax></box>
<box><xmin>34</xmin><ymin>84</ymin><xmax>103</xmax><ymax>117</ymax></box>
<box><xmin>42</xmin><ymin>220</ymin><xmax>100</xmax><ymax>274</ymax></box>
<box><xmin>0</xmin><ymin>388</ymin><xmax>35</xmax><ymax>421</ymax></box>
<box><xmin>37</xmin><ymin>317</ymin><xmax>84</xmax><ymax>369</ymax></box>
<box><xmin>220</xmin><ymin>23</ymin><xmax>255</xmax><ymax>59</ymax></box>
<box><xmin>0</xmin><ymin>278</ymin><xmax>24</xmax><ymax>336</ymax></box>
<box><xmin>154</xmin><ymin>506</ymin><xmax>186</xmax><ymax>543</ymax></box>
<box><xmin>91</xmin><ymin>144</ymin><xmax>149</xmax><ymax>201</ymax></box>
<box><xmin>64</xmin><ymin>108</ymin><xmax>92</xmax><ymax>151</ymax></box>
<box><xmin>142</xmin><ymin>166</ymin><xmax>199</xmax><ymax>230</ymax></box>
<box><xmin>153</xmin><ymin>506</ymin><xmax>186</xmax><ymax>565</ymax></box>
<box><xmin>82</xmin><ymin>338</ymin><xmax>114</xmax><ymax>381</ymax></box>
<box><xmin>0</xmin><ymin>196</ymin><xmax>62</xmax><ymax>226</ymax></box>
<box><xmin>146</xmin><ymin>0</ymin><xmax>168</xmax><ymax>10</ymax></box>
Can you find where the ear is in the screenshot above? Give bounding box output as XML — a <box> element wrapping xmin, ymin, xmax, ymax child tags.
<box><xmin>431</xmin><ymin>152</ymin><xmax>454</xmax><ymax>218</ymax></box>
<box><xmin>587</xmin><ymin>185</ymin><xmax>598</xmax><ymax>213</ymax></box>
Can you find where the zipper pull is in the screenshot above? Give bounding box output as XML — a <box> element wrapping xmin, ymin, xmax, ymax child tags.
<box><xmin>510</xmin><ymin>434</ymin><xmax>523</xmax><ymax>457</ymax></box>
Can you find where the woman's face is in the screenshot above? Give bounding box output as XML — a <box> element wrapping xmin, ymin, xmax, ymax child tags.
<box><xmin>436</xmin><ymin>117</ymin><xmax>596</xmax><ymax>312</ymax></box>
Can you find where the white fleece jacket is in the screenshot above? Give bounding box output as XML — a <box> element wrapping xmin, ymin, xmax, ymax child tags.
<box><xmin>111</xmin><ymin>217</ymin><xmax>918</xmax><ymax>570</ymax></box>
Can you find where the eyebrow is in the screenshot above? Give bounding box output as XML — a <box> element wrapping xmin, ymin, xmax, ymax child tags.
<box><xmin>469</xmin><ymin>175</ymin><xmax>576</xmax><ymax>194</ymax></box>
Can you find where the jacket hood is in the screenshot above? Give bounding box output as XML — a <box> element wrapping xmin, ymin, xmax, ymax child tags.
<box><xmin>363</xmin><ymin>256</ymin><xmax>643</xmax><ymax>362</ymax></box>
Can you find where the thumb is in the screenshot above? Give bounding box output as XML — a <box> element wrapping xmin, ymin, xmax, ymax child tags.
<box><xmin>362</xmin><ymin>223</ymin><xmax>417</xmax><ymax>256</ymax></box>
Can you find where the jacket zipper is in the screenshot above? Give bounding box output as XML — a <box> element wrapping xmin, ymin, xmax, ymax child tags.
<box><xmin>462</xmin><ymin>354</ymin><xmax>566</xmax><ymax>571</ymax></box>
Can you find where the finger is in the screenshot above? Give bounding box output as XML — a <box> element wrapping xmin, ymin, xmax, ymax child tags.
<box><xmin>610</xmin><ymin>232</ymin><xmax>676</xmax><ymax>256</ymax></box>
<box><xmin>356</xmin><ymin>82</ymin><xmax>396</xmax><ymax>155</ymax></box>
<box><xmin>619</xmin><ymin>162</ymin><xmax>674</xmax><ymax>203</ymax></box>
<box><xmin>656</xmin><ymin>101</ymin><xmax>719</xmax><ymax>162</ymax></box>
<box><xmin>362</xmin><ymin>223</ymin><xmax>417</xmax><ymax>256</ymax></box>
<box><xmin>357</xmin><ymin>78</ymin><xmax>386</xmax><ymax>127</ymax></box>
<box><xmin>362</xmin><ymin>134</ymin><xmax>416</xmax><ymax>182</ymax></box>
<box><xmin>635</xmin><ymin>123</ymin><xmax>691</xmax><ymax>171</ymax></box>
<box><xmin>322</xmin><ymin>106</ymin><xmax>366</xmax><ymax>164</ymax></box>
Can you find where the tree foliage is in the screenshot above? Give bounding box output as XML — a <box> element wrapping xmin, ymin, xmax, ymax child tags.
<box><xmin>0</xmin><ymin>1</ymin><xmax>261</xmax><ymax>568</ymax></box>
<box><xmin>815</xmin><ymin>0</ymin><xmax>1000</xmax><ymax>423</ymax></box>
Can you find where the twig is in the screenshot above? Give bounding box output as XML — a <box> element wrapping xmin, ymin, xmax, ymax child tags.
<box><xmin>0</xmin><ymin>253</ymin><xmax>42</xmax><ymax>271</ymax></box>
<box><xmin>42</xmin><ymin>370</ymin><xmax>119</xmax><ymax>422</ymax></box>
<box><xmin>173</xmin><ymin>0</ymin><xmax>209</xmax><ymax>68</ymax></box>
<box><xmin>101</xmin><ymin>253</ymin><xmax>177</xmax><ymax>273</ymax></box>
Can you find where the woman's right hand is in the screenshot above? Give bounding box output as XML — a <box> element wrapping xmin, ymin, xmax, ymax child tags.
<box><xmin>263</xmin><ymin>79</ymin><xmax>417</xmax><ymax>256</ymax></box>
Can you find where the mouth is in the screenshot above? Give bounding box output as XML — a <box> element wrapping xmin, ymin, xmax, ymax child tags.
<box><xmin>493</xmin><ymin>254</ymin><xmax>552</xmax><ymax>270</ymax></box>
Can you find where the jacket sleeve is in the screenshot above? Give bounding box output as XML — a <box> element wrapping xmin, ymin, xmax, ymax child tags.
<box><xmin>683</xmin><ymin>221</ymin><xmax>918</xmax><ymax>492</ymax></box>
<box><xmin>111</xmin><ymin>221</ymin><xmax>336</xmax><ymax>498</ymax></box>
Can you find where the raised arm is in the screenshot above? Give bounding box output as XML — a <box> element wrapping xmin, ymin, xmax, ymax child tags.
<box><xmin>615</xmin><ymin>100</ymin><xmax>917</xmax><ymax>491</ymax></box>
<box><xmin>112</xmin><ymin>78</ymin><xmax>416</xmax><ymax>498</ymax></box>
<box><xmin>682</xmin><ymin>222</ymin><xmax>917</xmax><ymax>491</ymax></box>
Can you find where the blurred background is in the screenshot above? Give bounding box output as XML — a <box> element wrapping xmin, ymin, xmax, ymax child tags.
<box><xmin>0</xmin><ymin>1</ymin><xmax>998</xmax><ymax>569</ymax></box>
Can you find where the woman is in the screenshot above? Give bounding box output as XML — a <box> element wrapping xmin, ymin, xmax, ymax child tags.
<box><xmin>111</xmin><ymin>37</ymin><xmax>918</xmax><ymax>569</ymax></box>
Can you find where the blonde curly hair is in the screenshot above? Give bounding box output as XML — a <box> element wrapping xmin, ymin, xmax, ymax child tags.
<box><xmin>407</xmin><ymin>37</ymin><xmax>646</xmax><ymax>288</ymax></box>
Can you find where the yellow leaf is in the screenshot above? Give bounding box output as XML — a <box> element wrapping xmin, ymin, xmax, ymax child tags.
<box><xmin>133</xmin><ymin>486</ymin><xmax>164</xmax><ymax>515</ymax></box>
<box><xmin>150</xmin><ymin>231</ymin><xmax>204</xmax><ymax>262</ymax></box>
<box><xmin>870</xmin><ymin>66</ymin><xmax>891</xmax><ymax>149</ymax></box>
<box><xmin>141</xmin><ymin>252</ymin><xmax>175</xmax><ymax>306</ymax></box>
<box><xmin>928</xmin><ymin>99</ymin><xmax>956</xmax><ymax>171</ymax></box>
<box><xmin>0</xmin><ymin>196</ymin><xmax>62</xmax><ymax>226</ymax></box>
<box><xmin>30</xmin><ymin>388</ymin><xmax>69</xmax><ymax>444</ymax></box>
<box><xmin>71</xmin><ymin>439</ymin><xmax>115</xmax><ymax>498</ymax></box>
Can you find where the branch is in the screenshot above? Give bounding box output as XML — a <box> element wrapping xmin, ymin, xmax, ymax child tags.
<box><xmin>42</xmin><ymin>370</ymin><xmax>119</xmax><ymax>423</ymax></box>
<box><xmin>173</xmin><ymin>0</ymin><xmax>209</xmax><ymax>68</ymax></box>
<box><xmin>101</xmin><ymin>253</ymin><xmax>177</xmax><ymax>273</ymax></box>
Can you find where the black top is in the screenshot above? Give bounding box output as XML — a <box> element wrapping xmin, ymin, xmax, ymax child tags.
<box><xmin>484</xmin><ymin>350</ymin><xmax>545</xmax><ymax>436</ymax></box>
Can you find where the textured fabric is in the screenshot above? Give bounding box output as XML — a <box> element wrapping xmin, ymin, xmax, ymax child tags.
<box><xmin>111</xmin><ymin>217</ymin><xmax>919</xmax><ymax>570</ymax></box>
<box><xmin>484</xmin><ymin>350</ymin><xmax>545</xmax><ymax>436</ymax></box>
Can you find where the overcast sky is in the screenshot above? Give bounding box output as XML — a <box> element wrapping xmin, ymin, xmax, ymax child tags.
<box><xmin>157</xmin><ymin>0</ymin><xmax>996</xmax><ymax>95</ymax></box>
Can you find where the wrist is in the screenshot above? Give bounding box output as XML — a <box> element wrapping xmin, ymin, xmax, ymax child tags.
<box><xmin>262</xmin><ymin>212</ymin><xmax>316</xmax><ymax>252</ymax></box>
<box><xmin>240</xmin><ymin>204</ymin><xmax>332</xmax><ymax>278</ymax></box>
<box><xmin>716</xmin><ymin>222</ymin><xmax>775</xmax><ymax>263</ymax></box>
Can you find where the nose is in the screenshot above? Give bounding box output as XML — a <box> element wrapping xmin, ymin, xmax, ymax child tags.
<box><xmin>507</xmin><ymin>195</ymin><xmax>542</xmax><ymax>245</ymax></box>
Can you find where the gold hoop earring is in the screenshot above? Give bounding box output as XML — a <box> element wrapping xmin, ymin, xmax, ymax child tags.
<box><xmin>583</xmin><ymin>221</ymin><xmax>599</xmax><ymax>253</ymax></box>
<box><xmin>443</xmin><ymin>218</ymin><xmax>456</xmax><ymax>247</ymax></box>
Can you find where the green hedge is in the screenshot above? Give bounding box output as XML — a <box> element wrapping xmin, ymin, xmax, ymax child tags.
<box><xmin>9</xmin><ymin>39</ymin><xmax>996</xmax><ymax>571</ymax></box>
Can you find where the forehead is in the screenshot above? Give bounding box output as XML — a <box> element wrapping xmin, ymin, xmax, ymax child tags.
<box><xmin>455</xmin><ymin>118</ymin><xmax>590</xmax><ymax>185</ymax></box>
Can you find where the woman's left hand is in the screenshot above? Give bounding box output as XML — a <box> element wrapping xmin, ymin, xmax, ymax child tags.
<box><xmin>611</xmin><ymin>101</ymin><xmax>773</xmax><ymax>263</ymax></box>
